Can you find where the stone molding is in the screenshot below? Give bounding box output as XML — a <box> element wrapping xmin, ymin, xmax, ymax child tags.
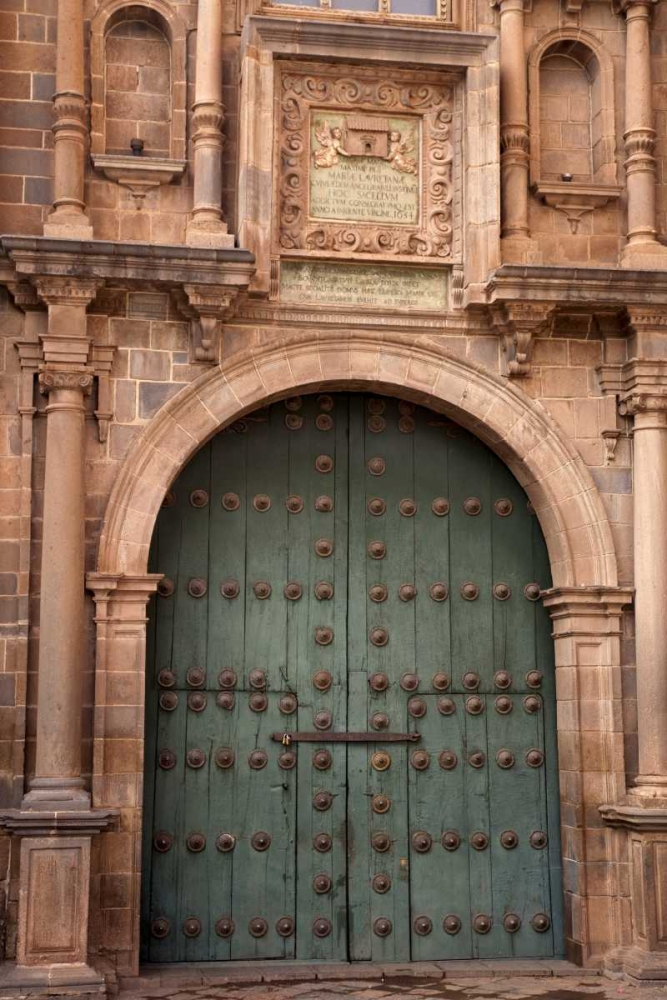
<box><xmin>600</xmin><ymin>804</ymin><xmax>667</xmax><ymax>830</ymax></box>
<box><xmin>0</xmin><ymin>809</ymin><xmax>118</xmax><ymax>837</ymax></box>
<box><xmin>1</xmin><ymin>236</ymin><xmax>255</xmax><ymax>291</ymax></box>
<box><xmin>95</xmin><ymin>330</ymin><xmax>618</xmax><ymax>590</ymax></box>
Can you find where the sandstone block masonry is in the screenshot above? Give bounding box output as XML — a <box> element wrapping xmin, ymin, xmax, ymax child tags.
<box><xmin>1</xmin><ymin>0</ymin><xmax>667</xmax><ymax>990</ymax></box>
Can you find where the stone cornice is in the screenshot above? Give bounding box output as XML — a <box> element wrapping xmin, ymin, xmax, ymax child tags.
<box><xmin>487</xmin><ymin>263</ymin><xmax>667</xmax><ymax>308</ymax></box>
<box><xmin>242</xmin><ymin>15</ymin><xmax>496</xmax><ymax>66</ymax></box>
<box><xmin>1</xmin><ymin>237</ymin><xmax>255</xmax><ymax>291</ymax></box>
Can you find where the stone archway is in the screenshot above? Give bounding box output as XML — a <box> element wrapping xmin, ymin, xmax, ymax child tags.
<box><xmin>97</xmin><ymin>332</ymin><xmax>617</xmax><ymax>587</ymax></box>
<box><xmin>89</xmin><ymin>331</ymin><xmax>629</xmax><ymax>975</ymax></box>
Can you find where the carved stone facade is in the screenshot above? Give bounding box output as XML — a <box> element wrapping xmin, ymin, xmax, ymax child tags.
<box><xmin>2</xmin><ymin>0</ymin><xmax>667</xmax><ymax>989</ymax></box>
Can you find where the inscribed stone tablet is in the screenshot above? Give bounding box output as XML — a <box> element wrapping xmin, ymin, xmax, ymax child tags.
<box><xmin>280</xmin><ymin>262</ymin><xmax>447</xmax><ymax>312</ymax></box>
<box><xmin>310</xmin><ymin>113</ymin><xmax>420</xmax><ymax>226</ymax></box>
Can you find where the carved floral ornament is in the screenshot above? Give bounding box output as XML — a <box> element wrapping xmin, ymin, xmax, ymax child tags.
<box><xmin>277</xmin><ymin>65</ymin><xmax>458</xmax><ymax>261</ymax></box>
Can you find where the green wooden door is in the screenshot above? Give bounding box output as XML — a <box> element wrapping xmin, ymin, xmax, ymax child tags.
<box><xmin>142</xmin><ymin>393</ymin><xmax>563</xmax><ymax>963</ymax></box>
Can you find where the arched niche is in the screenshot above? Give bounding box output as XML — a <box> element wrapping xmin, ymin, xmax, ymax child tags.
<box><xmin>528</xmin><ymin>30</ymin><xmax>621</xmax><ymax>231</ymax></box>
<box><xmin>89</xmin><ymin>0</ymin><xmax>187</xmax><ymax>196</ymax></box>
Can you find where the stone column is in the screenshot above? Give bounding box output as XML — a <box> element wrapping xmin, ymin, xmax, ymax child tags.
<box><xmin>23</xmin><ymin>278</ymin><xmax>100</xmax><ymax>809</ymax></box>
<box><xmin>497</xmin><ymin>0</ymin><xmax>530</xmax><ymax>242</ymax></box>
<box><xmin>0</xmin><ymin>277</ymin><xmax>116</xmax><ymax>995</ymax></box>
<box><xmin>43</xmin><ymin>0</ymin><xmax>93</xmax><ymax>238</ymax></box>
<box><xmin>619</xmin><ymin>0</ymin><xmax>666</xmax><ymax>268</ymax></box>
<box><xmin>618</xmin><ymin>360</ymin><xmax>667</xmax><ymax>798</ymax></box>
<box><xmin>186</xmin><ymin>0</ymin><xmax>234</xmax><ymax>249</ymax></box>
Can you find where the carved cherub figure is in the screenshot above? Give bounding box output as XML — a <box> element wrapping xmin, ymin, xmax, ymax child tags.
<box><xmin>386</xmin><ymin>130</ymin><xmax>418</xmax><ymax>175</ymax></box>
<box><xmin>313</xmin><ymin>122</ymin><xmax>350</xmax><ymax>168</ymax></box>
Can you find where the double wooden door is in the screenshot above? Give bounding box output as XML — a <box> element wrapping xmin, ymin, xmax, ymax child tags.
<box><xmin>142</xmin><ymin>393</ymin><xmax>563</xmax><ymax>963</ymax></box>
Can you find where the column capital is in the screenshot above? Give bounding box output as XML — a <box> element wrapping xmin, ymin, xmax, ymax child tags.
<box><xmin>613</xmin><ymin>0</ymin><xmax>657</xmax><ymax>15</ymax></box>
<box><xmin>38</xmin><ymin>368</ymin><xmax>94</xmax><ymax>396</ymax></box>
<box><xmin>491</xmin><ymin>0</ymin><xmax>529</xmax><ymax>12</ymax></box>
<box><xmin>617</xmin><ymin>358</ymin><xmax>667</xmax><ymax>417</ymax></box>
<box><xmin>541</xmin><ymin>586</ymin><xmax>633</xmax><ymax>631</ymax></box>
<box><xmin>33</xmin><ymin>276</ymin><xmax>103</xmax><ymax>308</ymax></box>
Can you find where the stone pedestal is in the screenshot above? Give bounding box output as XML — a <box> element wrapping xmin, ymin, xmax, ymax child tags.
<box><xmin>0</xmin><ymin>811</ymin><xmax>116</xmax><ymax>995</ymax></box>
<box><xmin>601</xmin><ymin>805</ymin><xmax>667</xmax><ymax>982</ymax></box>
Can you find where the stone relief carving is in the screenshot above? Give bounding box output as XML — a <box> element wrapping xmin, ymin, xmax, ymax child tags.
<box><xmin>277</xmin><ymin>64</ymin><xmax>457</xmax><ymax>261</ymax></box>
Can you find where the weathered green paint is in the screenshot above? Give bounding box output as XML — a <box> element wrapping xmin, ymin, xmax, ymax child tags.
<box><xmin>142</xmin><ymin>393</ymin><xmax>563</xmax><ymax>963</ymax></box>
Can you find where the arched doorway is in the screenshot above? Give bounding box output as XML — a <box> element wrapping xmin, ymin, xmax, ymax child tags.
<box><xmin>140</xmin><ymin>391</ymin><xmax>563</xmax><ymax>963</ymax></box>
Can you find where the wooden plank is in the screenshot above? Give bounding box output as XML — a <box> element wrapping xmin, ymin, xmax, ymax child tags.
<box><xmin>231</xmin><ymin>405</ymin><xmax>294</xmax><ymax>959</ymax></box>
<box><xmin>346</xmin><ymin>393</ymin><xmax>372</xmax><ymax>962</ymax></box>
<box><xmin>348</xmin><ymin>396</ymin><xmax>413</xmax><ymax>962</ymax></box>
<box><xmin>408</xmin><ymin>695</ymin><xmax>472</xmax><ymax>959</ymax></box>
<box><xmin>207</xmin><ymin>427</ymin><xmax>249</xmax><ymax>959</ymax></box>
<box><xmin>291</xmin><ymin>395</ymin><xmax>348</xmax><ymax>961</ymax></box>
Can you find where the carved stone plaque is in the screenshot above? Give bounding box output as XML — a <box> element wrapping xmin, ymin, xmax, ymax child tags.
<box><xmin>280</xmin><ymin>261</ymin><xmax>448</xmax><ymax>312</ymax></box>
<box><xmin>277</xmin><ymin>62</ymin><xmax>458</xmax><ymax>262</ymax></box>
<box><xmin>310</xmin><ymin>114</ymin><xmax>420</xmax><ymax>226</ymax></box>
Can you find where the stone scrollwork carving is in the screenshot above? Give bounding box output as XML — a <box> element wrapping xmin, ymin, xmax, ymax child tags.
<box><xmin>277</xmin><ymin>64</ymin><xmax>458</xmax><ymax>261</ymax></box>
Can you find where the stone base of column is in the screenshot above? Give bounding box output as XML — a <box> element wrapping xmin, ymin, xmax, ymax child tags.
<box><xmin>22</xmin><ymin>775</ymin><xmax>91</xmax><ymax>810</ymax></box>
<box><xmin>621</xmin><ymin>242</ymin><xmax>667</xmax><ymax>270</ymax></box>
<box><xmin>186</xmin><ymin>220</ymin><xmax>235</xmax><ymax>249</ymax></box>
<box><xmin>601</xmin><ymin>800</ymin><xmax>667</xmax><ymax>982</ymax></box>
<box><xmin>0</xmin><ymin>961</ymin><xmax>106</xmax><ymax>997</ymax></box>
<box><xmin>500</xmin><ymin>235</ymin><xmax>543</xmax><ymax>264</ymax></box>
<box><xmin>0</xmin><ymin>810</ymin><xmax>117</xmax><ymax>998</ymax></box>
<box><xmin>603</xmin><ymin>946</ymin><xmax>667</xmax><ymax>984</ymax></box>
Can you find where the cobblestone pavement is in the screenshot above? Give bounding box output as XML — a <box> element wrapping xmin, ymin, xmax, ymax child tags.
<box><xmin>119</xmin><ymin>972</ymin><xmax>667</xmax><ymax>1000</ymax></box>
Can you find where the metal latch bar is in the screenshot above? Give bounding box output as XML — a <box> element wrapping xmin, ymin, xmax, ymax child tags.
<box><xmin>271</xmin><ymin>731</ymin><xmax>421</xmax><ymax>744</ymax></box>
